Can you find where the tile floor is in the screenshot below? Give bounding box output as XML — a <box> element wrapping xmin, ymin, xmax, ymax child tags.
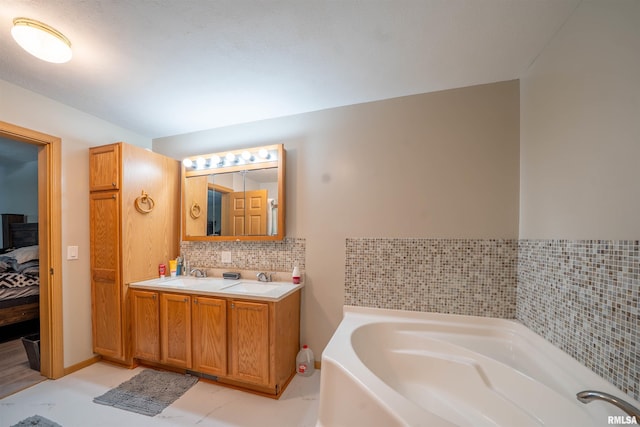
<box><xmin>0</xmin><ymin>362</ymin><xmax>320</xmax><ymax>427</ymax></box>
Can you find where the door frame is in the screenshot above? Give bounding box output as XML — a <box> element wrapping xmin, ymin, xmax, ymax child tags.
<box><xmin>0</xmin><ymin>120</ymin><xmax>63</xmax><ymax>379</ymax></box>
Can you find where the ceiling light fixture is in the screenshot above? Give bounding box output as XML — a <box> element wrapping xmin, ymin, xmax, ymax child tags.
<box><xmin>11</xmin><ymin>17</ymin><xmax>72</xmax><ymax>63</ymax></box>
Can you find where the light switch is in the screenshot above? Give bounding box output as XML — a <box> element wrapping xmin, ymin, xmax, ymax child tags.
<box><xmin>221</xmin><ymin>251</ymin><xmax>232</xmax><ymax>263</ymax></box>
<box><xmin>67</xmin><ymin>245</ymin><xmax>79</xmax><ymax>260</ymax></box>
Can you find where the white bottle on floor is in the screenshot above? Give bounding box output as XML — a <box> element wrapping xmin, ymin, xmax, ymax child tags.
<box><xmin>296</xmin><ymin>345</ymin><xmax>315</xmax><ymax>376</ymax></box>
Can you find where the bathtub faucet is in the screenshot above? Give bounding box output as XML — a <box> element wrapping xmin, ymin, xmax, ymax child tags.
<box><xmin>577</xmin><ymin>390</ymin><xmax>640</xmax><ymax>419</ymax></box>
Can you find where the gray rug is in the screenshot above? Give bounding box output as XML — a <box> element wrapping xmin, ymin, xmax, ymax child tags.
<box><xmin>93</xmin><ymin>369</ymin><xmax>198</xmax><ymax>416</ymax></box>
<box><xmin>11</xmin><ymin>415</ymin><xmax>62</xmax><ymax>427</ymax></box>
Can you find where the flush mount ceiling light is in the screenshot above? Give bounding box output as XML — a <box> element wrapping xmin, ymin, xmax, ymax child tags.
<box><xmin>11</xmin><ymin>17</ymin><xmax>72</xmax><ymax>63</ymax></box>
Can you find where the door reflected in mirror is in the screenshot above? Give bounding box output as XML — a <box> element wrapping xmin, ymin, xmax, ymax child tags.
<box><xmin>182</xmin><ymin>144</ymin><xmax>285</xmax><ymax>241</ymax></box>
<box><xmin>204</xmin><ymin>169</ymin><xmax>278</xmax><ymax>237</ymax></box>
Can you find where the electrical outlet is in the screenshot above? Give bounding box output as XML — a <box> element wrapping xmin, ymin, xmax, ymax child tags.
<box><xmin>221</xmin><ymin>251</ymin><xmax>232</xmax><ymax>263</ymax></box>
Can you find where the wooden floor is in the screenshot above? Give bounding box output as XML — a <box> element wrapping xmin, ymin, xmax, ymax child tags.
<box><xmin>0</xmin><ymin>338</ymin><xmax>46</xmax><ymax>399</ymax></box>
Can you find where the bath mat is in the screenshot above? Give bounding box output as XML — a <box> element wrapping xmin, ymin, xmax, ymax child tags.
<box><xmin>93</xmin><ymin>369</ymin><xmax>198</xmax><ymax>416</ymax></box>
<box><xmin>11</xmin><ymin>415</ymin><xmax>62</xmax><ymax>427</ymax></box>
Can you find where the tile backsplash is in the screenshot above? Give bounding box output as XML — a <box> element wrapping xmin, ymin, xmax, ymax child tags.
<box><xmin>344</xmin><ymin>238</ymin><xmax>518</xmax><ymax>318</ymax></box>
<box><xmin>517</xmin><ymin>240</ymin><xmax>639</xmax><ymax>400</ymax></box>
<box><xmin>180</xmin><ymin>238</ymin><xmax>305</xmax><ymax>272</ymax></box>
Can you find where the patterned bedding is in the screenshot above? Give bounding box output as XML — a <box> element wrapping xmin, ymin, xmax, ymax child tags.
<box><xmin>0</xmin><ymin>283</ymin><xmax>39</xmax><ymax>300</ymax></box>
<box><xmin>0</xmin><ymin>272</ymin><xmax>39</xmax><ymax>288</ymax></box>
<box><xmin>0</xmin><ymin>245</ymin><xmax>39</xmax><ymax>301</ymax></box>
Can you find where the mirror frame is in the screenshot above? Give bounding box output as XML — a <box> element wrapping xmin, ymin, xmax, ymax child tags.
<box><xmin>181</xmin><ymin>143</ymin><xmax>285</xmax><ymax>241</ymax></box>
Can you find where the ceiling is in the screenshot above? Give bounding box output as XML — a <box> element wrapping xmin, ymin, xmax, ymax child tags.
<box><xmin>0</xmin><ymin>0</ymin><xmax>580</xmax><ymax>139</ymax></box>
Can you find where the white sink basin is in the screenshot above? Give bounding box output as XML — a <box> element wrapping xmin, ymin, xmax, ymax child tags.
<box><xmin>151</xmin><ymin>277</ymin><xmax>237</xmax><ymax>290</ymax></box>
<box><xmin>223</xmin><ymin>282</ymin><xmax>283</xmax><ymax>294</ymax></box>
<box><xmin>156</xmin><ymin>278</ymin><xmax>189</xmax><ymax>286</ymax></box>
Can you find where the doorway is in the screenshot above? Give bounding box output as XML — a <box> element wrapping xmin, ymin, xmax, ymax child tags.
<box><xmin>0</xmin><ymin>120</ymin><xmax>63</xmax><ymax>380</ymax></box>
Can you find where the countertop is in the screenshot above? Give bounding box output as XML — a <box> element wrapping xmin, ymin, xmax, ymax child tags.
<box><xmin>129</xmin><ymin>275</ymin><xmax>303</xmax><ymax>302</ymax></box>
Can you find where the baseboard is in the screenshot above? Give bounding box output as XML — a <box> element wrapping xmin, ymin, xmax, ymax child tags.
<box><xmin>63</xmin><ymin>355</ymin><xmax>101</xmax><ymax>376</ymax></box>
<box><xmin>61</xmin><ymin>356</ymin><xmax>320</xmax><ymax>377</ymax></box>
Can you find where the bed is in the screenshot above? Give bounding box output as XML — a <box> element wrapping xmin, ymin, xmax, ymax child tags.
<box><xmin>0</xmin><ymin>214</ymin><xmax>39</xmax><ymax>328</ymax></box>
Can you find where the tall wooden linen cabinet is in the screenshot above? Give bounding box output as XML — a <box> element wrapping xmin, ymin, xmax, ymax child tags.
<box><xmin>89</xmin><ymin>142</ymin><xmax>181</xmax><ymax>365</ymax></box>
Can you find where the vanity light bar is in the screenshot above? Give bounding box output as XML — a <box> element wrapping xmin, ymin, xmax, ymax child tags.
<box><xmin>183</xmin><ymin>148</ymin><xmax>278</xmax><ymax>170</ymax></box>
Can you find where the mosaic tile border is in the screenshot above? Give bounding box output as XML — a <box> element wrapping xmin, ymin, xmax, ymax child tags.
<box><xmin>344</xmin><ymin>238</ymin><xmax>518</xmax><ymax>318</ymax></box>
<box><xmin>517</xmin><ymin>240</ymin><xmax>640</xmax><ymax>400</ymax></box>
<box><xmin>180</xmin><ymin>237</ymin><xmax>305</xmax><ymax>272</ymax></box>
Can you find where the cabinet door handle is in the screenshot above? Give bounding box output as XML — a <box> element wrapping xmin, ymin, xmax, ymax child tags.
<box><xmin>231</xmin><ymin>303</ymin><xmax>235</xmax><ymax>309</ymax></box>
<box><xmin>112</xmin><ymin>182</ymin><xmax>116</xmax><ymax>187</ymax></box>
<box><xmin>152</xmin><ymin>294</ymin><xmax>156</xmax><ymax>300</ymax></box>
<box><xmin>194</xmin><ymin>298</ymin><xmax>198</xmax><ymax>304</ymax></box>
<box><xmin>184</xmin><ymin>298</ymin><xmax>188</xmax><ymax>303</ymax></box>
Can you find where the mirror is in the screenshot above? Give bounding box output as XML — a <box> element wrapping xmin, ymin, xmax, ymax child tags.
<box><xmin>182</xmin><ymin>144</ymin><xmax>285</xmax><ymax>241</ymax></box>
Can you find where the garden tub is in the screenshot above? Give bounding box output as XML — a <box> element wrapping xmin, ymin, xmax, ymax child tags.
<box><xmin>318</xmin><ymin>306</ymin><xmax>634</xmax><ymax>426</ymax></box>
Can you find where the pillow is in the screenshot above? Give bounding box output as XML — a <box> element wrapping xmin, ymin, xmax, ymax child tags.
<box><xmin>0</xmin><ymin>258</ymin><xmax>10</xmax><ymax>272</ymax></box>
<box><xmin>17</xmin><ymin>260</ymin><xmax>39</xmax><ymax>276</ymax></box>
<box><xmin>4</xmin><ymin>245</ymin><xmax>39</xmax><ymax>264</ymax></box>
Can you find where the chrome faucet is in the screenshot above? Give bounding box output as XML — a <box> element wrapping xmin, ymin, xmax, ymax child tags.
<box><xmin>256</xmin><ymin>272</ymin><xmax>273</xmax><ymax>282</ymax></box>
<box><xmin>190</xmin><ymin>268</ymin><xmax>206</xmax><ymax>278</ymax></box>
<box><xmin>577</xmin><ymin>390</ymin><xmax>640</xmax><ymax>419</ymax></box>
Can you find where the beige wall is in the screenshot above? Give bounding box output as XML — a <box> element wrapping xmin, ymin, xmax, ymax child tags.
<box><xmin>154</xmin><ymin>80</ymin><xmax>520</xmax><ymax>354</ymax></box>
<box><xmin>0</xmin><ymin>79</ymin><xmax>151</xmax><ymax>367</ymax></box>
<box><xmin>520</xmin><ymin>0</ymin><xmax>640</xmax><ymax>239</ymax></box>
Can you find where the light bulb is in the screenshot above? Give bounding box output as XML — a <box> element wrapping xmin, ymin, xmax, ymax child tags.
<box><xmin>182</xmin><ymin>158</ymin><xmax>193</xmax><ymax>168</ymax></box>
<box><xmin>196</xmin><ymin>157</ymin><xmax>206</xmax><ymax>168</ymax></box>
<box><xmin>258</xmin><ymin>149</ymin><xmax>270</xmax><ymax>159</ymax></box>
<box><xmin>225</xmin><ymin>152</ymin><xmax>236</xmax><ymax>163</ymax></box>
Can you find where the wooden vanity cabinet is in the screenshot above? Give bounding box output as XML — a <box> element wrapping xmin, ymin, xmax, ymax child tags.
<box><xmin>131</xmin><ymin>290</ymin><xmax>223</xmax><ymax>371</ymax></box>
<box><xmin>89</xmin><ymin>142</ymin><xmax>180</xmax><ymax>365</ymax></box>
<box><xmin>130</xmin><ymin>288</ymin><xmax>300</xmax><ymax>396</ymax></box>
<box><xmin>227</xmin><ymin>300</ymin><xmax>270</xmax><ymax>385</ymax></box>
<box><xmin>160</xmin><ymin>293</ymin><xmax>192</xmax><ymax>369</ymax></box>
<box><xmin>131</xmin><ymin>290</ymin><xmax>194</xmax><ymax>369</ymax></box>
<box><xmin>192</xmin><ymin>296</ymin><xmax>227</xmax><ymax>376</ymax></box>
<box><xmin>131</xmin><ymin>289</ymin><xmax>160</xmax><ymax>361</ymax></box>
<box><xmin>223</xmin><ymin>291</ymin><xmax>301</xmax><ymax>395</ymax></box>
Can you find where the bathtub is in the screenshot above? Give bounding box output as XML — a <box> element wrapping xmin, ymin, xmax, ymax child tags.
<box><xmin>318</xmin><ymin>306</ymin><xmax>634</xmax><ymax>427</ymax></box>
